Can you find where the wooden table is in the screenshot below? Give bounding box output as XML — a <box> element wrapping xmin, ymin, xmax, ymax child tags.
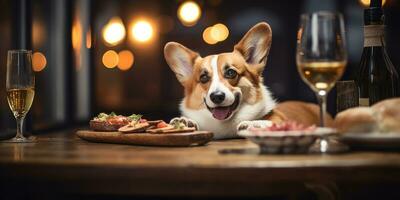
<box><xmin>0</xmin><ymin>131</ymin><xmax>400</xmax><ymax>200</ymax></box>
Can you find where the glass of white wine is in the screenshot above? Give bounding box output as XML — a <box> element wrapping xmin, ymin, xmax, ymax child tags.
<box><xmin>296</xmin><ymin>12</ymin><xmax>348</xmax><ymax>153</ymax></box>
<box><xmin>4</xmin><ymin>50</ymin><xmax>35</xmax><ymax>143</ymax></box>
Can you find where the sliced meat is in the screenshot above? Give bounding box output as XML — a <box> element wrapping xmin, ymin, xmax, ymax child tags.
<box><xmin>107</xmin><ymin>116</ymin><xmax>131</xmax><ymax>126</ymax></box>
<box><xmin>89</xmin><ymin>120</ymin><xmax>125</xmax><ymax>132</ymax></box>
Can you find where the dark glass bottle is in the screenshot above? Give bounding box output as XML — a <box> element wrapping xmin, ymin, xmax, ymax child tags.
<box><xmin>356</xmin><ymin>0</ymin><xmax>400</xmax><ymax>106</ymax></box>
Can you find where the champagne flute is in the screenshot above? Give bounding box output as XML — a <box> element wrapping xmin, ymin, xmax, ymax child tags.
<box><xmin>296</xmin><ymin>12</ymin><xmax>348</xmax><ymax>153</ymax></box>
<box><xmin>4</xmin><ymin>50</ymin><xmax>35</xmax><ymax>143</ymax></box>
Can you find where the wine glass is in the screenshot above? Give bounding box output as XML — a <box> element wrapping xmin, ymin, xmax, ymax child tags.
<box><xmin>4</xmin><ymin>50</ymin><xmax>35</xmax><ymax>143</ymax></box>
<box><xmin>296</xmin><ymin>11</ymin><xmax>348</xmax><ymax>153</ymax></box>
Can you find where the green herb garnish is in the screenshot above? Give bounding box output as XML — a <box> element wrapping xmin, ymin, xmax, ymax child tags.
<box><xmin>128</xmin><ymin>114</ymin><xmax>142</xmax><ymax>122</ymax></box>
<box><xmin>97</xmin><ymin>112</ymin><xmax>108</xmax><ymax>118</ymax></box>
<box><xmin>172</xmin><ymin>120</ymin><xmax>185</xmax><ymax>130</ymax></box>
<box><xmin>96</xmin><ymin>112</ymin><xmax>109</xmax><ymax>121</ymax></box>
<box><xmin>109</xmin><ymin>112</ymin><xmax>117</xmax><ymax>116</ymax></box>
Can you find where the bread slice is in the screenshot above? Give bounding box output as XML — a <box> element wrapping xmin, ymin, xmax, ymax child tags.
<box><xmin>147</xmin><ymin>127</ymin><xmax>196</xmax><ymax>134</ymax></box>
<box><xmin>118</xmin><ymin>122</ymin><xmax>151</xmax><ymax>133</ymax></box>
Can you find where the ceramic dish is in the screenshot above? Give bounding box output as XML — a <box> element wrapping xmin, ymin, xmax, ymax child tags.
<box><xmin>339</xmin><ymin>132</ymin><xmax>400</xmax><ymax>149</ymax></box>
<box><xmin>237</xmin><ymin>120</ymin><xmax>336</xmax><ymax>154</ymax></box>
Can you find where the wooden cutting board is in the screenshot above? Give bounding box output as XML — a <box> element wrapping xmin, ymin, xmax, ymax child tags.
<box><xmin>76</xmin><ymin>130</ymin><xmax>214</xmax><ymax>147</ymax></box>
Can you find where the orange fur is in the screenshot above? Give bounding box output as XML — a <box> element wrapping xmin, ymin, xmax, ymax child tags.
<box><xmin>267</xmin><ymin>101</ymin><xmax>333</xmax><ymax>127</ymax></box>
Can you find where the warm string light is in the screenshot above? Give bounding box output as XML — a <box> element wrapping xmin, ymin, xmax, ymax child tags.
<box><xmin>102</xmin><ymin>50</ymin><xmax>119</xmax><ymax>68</ymax></box>
<box><xmin>203</xmin><ymin>23</ymin><xmax>229</xmax><ymax>45</ymax></box>
<box><xmin>32</xmin><ymin>52</ymin><xmax>47</xmax><ymax>72</ymax></box>
<box><xmin>130</xmin><ymin>20</ymin><xmax>154</xmax><ymax>43</ymax></box>
<box><xmin>359</xmin><ymin>0</ymin><xmax>387</xmax><ymax>7</ymax></box>
<box><xmin>178</xmin><ymin>1</ymin><xmax>201</xmax><ymax>27</ymax></box>
<box><xmin>210</xmin><ymin>23</ymin><xmax>229</xmax><ymax>42</ymax></box>
<box><xmin>102</xmin><ymin>17</ymin><xmax>126</xmax><ymax>46</ymax></box>
<box><xmin>203</xmin><ymin>26</ymin><xmax>218</xmax><ymax>44</ymax></box>
<box><xmin>32</xmin><ymin>20</ymin><xmax>45</xmax><ymax>47</ymax></box>
<box><xmin>118</xmin><ymin>50</ymin><xmax>134</xmax><ymax>71</ymax></box>
<box><xmin>102</xmin><ymin>50</ymin><xmax>135</xmax><ymax>71</ymax></box>
<box><xmin>72</xmin><ymin>16</ymin><xmax>85</xmax><ymax>69</ymax></box>
<box><xmin>86</xmin><ymin>28</ymin><xmax>92</xmax><ymax>49</ymax></box>
<box><xmin>72</xmin><ymin>19</ymin><xmax>82</xmax><ymax>51</ymax></box>
<box><xmin>100</xmin><ymin>17</ymin><xmax>154</xmax><ymax>70</ymax></box>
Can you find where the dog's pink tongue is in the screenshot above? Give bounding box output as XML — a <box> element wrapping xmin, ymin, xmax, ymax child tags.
<box><xmin>212</xmin><ymin>107</ymin><xmax>231</xmax><ymax>120</ymax></box>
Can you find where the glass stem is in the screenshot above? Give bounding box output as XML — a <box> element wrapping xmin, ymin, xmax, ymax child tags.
<box><xmin>15</xmin><ymin>116</ymin><xmax>25</xmax><ymax>139</ymax></box>
<box><xmin>317</xmin><ymin>91</ymin><xmax>327</xmax><ymax>127</ymax></box>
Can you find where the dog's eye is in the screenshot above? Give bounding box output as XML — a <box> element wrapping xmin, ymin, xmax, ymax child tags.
<box><xmin>200</xmin><ymin>74</ymin><xmax>210</xmax><ymax>83</ymax></box>
<box><xmin>224</xmin><ymin>69</ymin><xmax>238</xmax><ymax>79</ymax></box>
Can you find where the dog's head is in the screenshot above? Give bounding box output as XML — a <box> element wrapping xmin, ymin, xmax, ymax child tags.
<box><xmin>164</xmin><ymin>22</ymin><xmax>272</xmax><ymax>121</ymax></box>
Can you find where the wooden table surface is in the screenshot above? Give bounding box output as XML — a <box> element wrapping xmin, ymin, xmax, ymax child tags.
<box><xmin>0</xmin><ymin>131</ymin><xmax>400</xmax><ymax>198</ymax></box>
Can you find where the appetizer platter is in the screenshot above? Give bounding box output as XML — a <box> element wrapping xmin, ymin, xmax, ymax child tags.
<box><xmin>237</xmin><ymin>120</ymin><xmax>335</xmax><ymax>154</ymax></box>
<box><xmin>76</xmin><ymin>113</ymin><xmax>213</xmax><ymax>147</ymax></box>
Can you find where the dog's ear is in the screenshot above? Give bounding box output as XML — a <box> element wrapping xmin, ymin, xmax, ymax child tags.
<box><xmin>164</xmin><ymin>42</ymin><xmax>200</xmax><ymax>85</ymax></box>
<box><xmin>234</xmin><ymin>22</ymin><xmax>272</xmax><ymax>71</ymax></box>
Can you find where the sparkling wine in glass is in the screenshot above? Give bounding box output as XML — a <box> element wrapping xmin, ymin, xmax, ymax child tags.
<box><xmin>296</xmin><ymin>11</ymin><xmax>348</xmax><ymax>153</ymax></box>
<box><xmin>4</xmin><ymin>50</ymin><xmax>35</xmax><ymax>143</ymax></box>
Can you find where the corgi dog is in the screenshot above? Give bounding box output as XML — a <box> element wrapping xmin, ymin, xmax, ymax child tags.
<box><xmin>164</xmin><ymin>22</ymin><xmax>332</xmax><ymax>139</ymax></box>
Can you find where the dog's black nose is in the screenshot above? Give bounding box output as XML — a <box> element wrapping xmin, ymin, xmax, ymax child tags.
<box><xmin>210</xmin><ymin>91</ymin><xmax>225</xmax><ymax>104</ymax></box>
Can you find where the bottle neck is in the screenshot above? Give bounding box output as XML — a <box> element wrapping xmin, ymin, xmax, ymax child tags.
<box><xmin>363</xmin><ymin>24</ymin><xmax>384</xmax><ymax>47</ymax></box>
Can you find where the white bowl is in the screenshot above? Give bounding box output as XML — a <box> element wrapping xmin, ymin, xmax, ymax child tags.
<box><xmin>237</xmin><ymin>120</ymin><xmax>336</xmax><ymax>154</ymax></box>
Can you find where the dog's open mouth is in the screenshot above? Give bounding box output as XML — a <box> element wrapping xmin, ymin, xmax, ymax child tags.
<box><xmin>205</xmin><ymin>93</ymin><xmax>240</xmax><ymax>120</ymax></box>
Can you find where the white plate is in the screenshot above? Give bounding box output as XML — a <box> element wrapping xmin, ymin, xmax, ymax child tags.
<box><xmin>340</xmin><ymin>132</ymin><xmax>400</xmax><ymax>149</ymax></box>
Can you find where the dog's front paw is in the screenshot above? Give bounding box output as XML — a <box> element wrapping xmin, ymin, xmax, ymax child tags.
<box><xmin>237</xmin><ymin>120</ymin><xmax>273</xmax><ymax>131</ymax></box>
<box><xmin>169</xmin><ymin>117</ymin><xmax>199</xmax><ymax>130</ymax></box>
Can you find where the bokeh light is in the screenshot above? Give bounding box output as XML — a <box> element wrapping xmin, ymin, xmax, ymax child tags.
<box><xmin>102</xmin><ymin>17</ymin><xmax>126</xmax><ymax>46</ymax></box>
<box><xmin>210</xmin><ymin>23</ymin><xmax>229</xmax><ymax>42</ymax></box>
<box><xmin>32</xmin><ymin>52</ymin><xmax>47</xmax><ymax>72</ymax></box>
<box><xmin>102</xmin><ymin>50</ymin><xmax>119</xmax><ymax>68</ymax></box>
<box><xmin>203</xmin><ymin>23</ymin><xmax>229</xmax><ymax>45</ymax></box>
<box><xmin>32</xmin><ymin>20</ymin><xmax>45</xmax><ymax>47</ymax></box>
<box><xmin>118</xmin><ymin>50</ymin><xmax>134</xmax><ymax>71</ymax></box>
<box><xmin>178</xmin><ymin>1</ymin><xmax>201</xmax><ymax>27</ymax></box>
<box><xmin>203</xmin><ymin>26</ymin><xmax>217</xmax><ymax>45</ymax></box>
<box><xmin>72</xmin><ymin>17</ymin><xmax>83</xmax><ymax>68</ymax></box>
<box><xmin>359</xmin><ymin>0</ymin><xmax>386</xmax><ymax>7</ymax></box>
<box><xmin>86</xmin><ymin>28</ymin><xmax>92</xmax><ymax>49</ymax></box>
<box><xmin>72</xmin><ymin>19</ymin><xmax>82</xmax><ymax>51</ymax></box>
<box><xmin>130</xmin><ymin>20</ymin><xmax>154</xmax><ymax>43</ymax></box>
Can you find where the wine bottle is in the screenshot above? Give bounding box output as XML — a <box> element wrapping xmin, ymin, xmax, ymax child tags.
<box><xmin>356</xmin><ymin>0</ymin><xmax>400</xmax><ymax>106</ymax></box>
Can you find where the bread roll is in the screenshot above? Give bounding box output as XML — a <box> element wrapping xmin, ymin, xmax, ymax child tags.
<box><xmin>372</xmin><ymin>98</ymin><xmax>400</xmax><ymax>133</ymax></box>
<box><xmin>334</xmin><ymin>107</ymin><xmax>378</xmax><ymax>133</ymax></box>
<box><xmin>334</xmin><ymin>98</ymin><xmax>400</xmax><ymax>133</ymax></box>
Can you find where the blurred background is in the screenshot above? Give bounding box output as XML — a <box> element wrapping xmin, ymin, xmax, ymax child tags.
<box><xmin>0</xmin><ymin>0</ymin><xmax>399</xmax><ymax>136</ymax></box>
